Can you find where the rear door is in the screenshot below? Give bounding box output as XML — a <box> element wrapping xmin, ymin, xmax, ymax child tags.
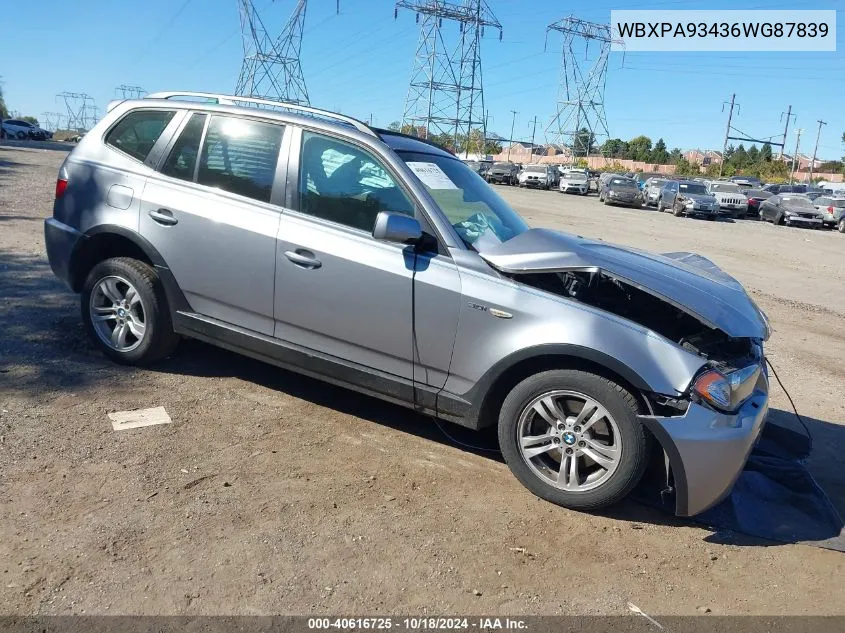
<box><xmin>140</xmin><ymin>112</ymin><xmax>288</xmax><ymax>335</ymax></box>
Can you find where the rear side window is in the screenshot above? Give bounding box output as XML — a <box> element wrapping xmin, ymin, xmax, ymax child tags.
<box><xmin>161</xmin><ymin>113</ymin><xmax>207</xmax><ymax>181</ymax></box>
<box><xmin>197</xmin><ymin>116</ymin><xmax>283</xmax><ymax>203</ymax></box>
<box><xmin>105</xmin><ymin>110</ymin><xmax>175</xmax><ymax>162</ymax></box>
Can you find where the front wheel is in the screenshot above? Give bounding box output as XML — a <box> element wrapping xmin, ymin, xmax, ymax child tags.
<box><xmin>81</xmin><ymin>257</ymin><xmax>179</xmax><ymax>365</ymax></box>
<box><xmin>672</xmin><ymin>202</ymin><xmax>684</xmax><ymax>217</ymax></box>
<box><xmin>498</xmin><ymin>369</ymin><xmax>649</xmax><ymax>511</ymax></box>
<box><xmin>839</xmin><ymin>219</ymin><xmax>845</xmax><ymax>233</ymax></box>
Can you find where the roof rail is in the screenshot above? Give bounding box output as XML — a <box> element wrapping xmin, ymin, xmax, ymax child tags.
<box><xmin>145</xmin><ymin>91</ymin><xmax>378</xmax><ymax>138</ymax></box>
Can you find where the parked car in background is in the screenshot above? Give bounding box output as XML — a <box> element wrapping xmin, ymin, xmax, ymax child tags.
<box><xmin>729</xmin><ymin>175</ymin><xmax>761</xmax><ymax>190</ymax></box>
<box><xmin>759</xmin><ymin>194</ymin><xmax>823</xmax><ymax>228</ymax></box>
<box><xmin>559</xmin><ymin>170</ymin><xmax>590</xmax><ymax>195</ymax></box>
<box><xmin>657</xmin><ymin>181</ymin><xmax>720</xmax><ymax>219</ymax></box>
<box><xmin>812</xmin><ymin>196</ymin><xmax>845</xmax><ymax>231</ymax></box>
<box><xmin>805</xmin><ymin>188</ymin><xmax>825</xmax><ymax>201</ymax></box>
<box><xmin>707</xmin><ymin>182</ymin><xmax>748</xmax><ymax>219</ymax></box>
<box><xmin>599</xmin><ymin>176</ymin><xmax>642</xmax><ymax>207</ymax></box>
<box><xmin>43</xmin><ymin>91</ymin><xmax>773</xmax><ymax>518</ymax></box>
<box><xmin>486</xmin><ymin>161</ymin><xmax>520</xmax><ymax>185</ymax></box>
<box><xmin>1</xmin><ymin>119</ymin><xmax>52</xmax><ymax>140</ymax></box>
<box><xmin>745</xmin><ymin>189</ymin><xmax>773</xmax><ymax>218</ymax></box>
<box><xmin>642</xmin><ymin>177</ymin><xmax>668</xmax><ymax>207</ymax></box>
<box><xmin>518</xmin><ymin>164</ymin><xmax>556</xmax><ymax>189</ymax></box>
<box><xmin>763</xmin><ymin>183</ymin><xmax>807</xmax><ymax>195</ymax></box>
<box><xmin>463</xmin><ymin>160</ymin><xmax>491</xmax><ymax>180</ymax></box>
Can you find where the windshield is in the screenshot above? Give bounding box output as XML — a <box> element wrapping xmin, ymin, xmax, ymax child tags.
<box><xmin>679</xmin><ymin>183</ymin><xmax>708</xmax><ymax>195</ymax></box>
<box><xmin>525</xmin><ymin>165</ymin><xmax>546</xmax><ymax>173</ymax></box>
<box><xmin>398</xmin><ymin>151</ymin><xmax>529</xmax><ymax>249</ymax></box>
<box><xmin>710</xmin><ymin>183</ymin><xmax>742</xmax><ymax>193</ymax></box>
<box><xmin>564</xmin><ymin>172</ymin><xmax>585</xmax><ymax>180</ymax></box>
<box><xmin>610</xmin><ymin>178</ymin><xmax>636</xmax><ymax>187</ymax></box>
<box><xmin>648</xmin><ymin>179</ymin><xmax>666</xmax><ymax>187</ymax></box>
<box><xmin>493</xmin><ymin>162</ymin><xmax>511</xmax><ymax>168</ymax></box>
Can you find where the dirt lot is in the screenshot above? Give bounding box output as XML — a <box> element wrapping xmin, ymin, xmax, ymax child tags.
<box><xmin>1</xmin><ymin>144</ymin><xmax>844</xmax><ymax>617</ymax></box>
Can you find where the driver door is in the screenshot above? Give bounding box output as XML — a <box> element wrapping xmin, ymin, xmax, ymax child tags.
<box><xmin>273</xmin><ymin>129</ymin><xmax>420</xmax><ymax>383</ymax></box>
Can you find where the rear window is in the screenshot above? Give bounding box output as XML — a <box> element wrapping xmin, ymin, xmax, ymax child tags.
<box><xmin>105</xmin><ymin>110</ymin><xmax>175</xmax><ymax>162</ymax></box>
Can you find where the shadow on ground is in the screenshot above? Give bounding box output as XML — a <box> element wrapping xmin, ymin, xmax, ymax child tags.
<box><xmin>2</xmin><ymin>245</ymin><xmax>843</xmax><ymax>547</ymax></box>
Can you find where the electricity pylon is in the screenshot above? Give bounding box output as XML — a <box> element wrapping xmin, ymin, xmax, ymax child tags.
<box><xmin>545</xmin><ymin>16</ymin><xmax>622</xmax><ymax>157</ymax></box>
<box><xmin>235</xmin><ymin>0</ymin><xmax>310</xmax><ymax>105</ymax></box>
<box><xmin>396</xmin><ymin>0</ymin><xmax>501</xmax><ymax>153</ymax></box>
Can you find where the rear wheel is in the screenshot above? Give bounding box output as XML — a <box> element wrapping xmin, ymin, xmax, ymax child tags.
<box><xmin>839</xmin><ymin>219</ymin><xmax>845</xmax><ymax>233</ymax></box>
<box><xmin>499</xmin><ymin>370</ymin><xmax>649</xmax><ymax>511</ymax></box>
<box><xmin>81</xmin><ymin>257</ymin><xmax>179</xmax><ymax>365</ymax></box>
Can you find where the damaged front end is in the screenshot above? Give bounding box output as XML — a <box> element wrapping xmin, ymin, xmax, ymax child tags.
<box><xmin>479</xmin><ymin>228</ymin><xmax>770</xmax><ymax>515</ymax></box>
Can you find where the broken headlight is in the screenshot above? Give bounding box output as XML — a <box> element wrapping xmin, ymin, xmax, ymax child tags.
<box><xmin>691</xmin><ymin>364</ymin><xmax>762</xmax><ymax>413</ymax></box>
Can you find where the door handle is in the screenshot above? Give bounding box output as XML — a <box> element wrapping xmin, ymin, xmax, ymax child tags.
<box><xmin>284</xmin><ymin>249</ymin><xmax>321</xmax><ymax>269</ymax></box>
<box><xmin>149</xmin><ymin>208</ymin><xmax>178</xmax><ymax>226</ymax></box>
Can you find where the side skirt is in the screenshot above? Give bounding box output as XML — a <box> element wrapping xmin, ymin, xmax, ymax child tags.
<box><xmin>172</xmin><ymin>311</ymin><xmax>454</xmax><ymax>422</ymax></box>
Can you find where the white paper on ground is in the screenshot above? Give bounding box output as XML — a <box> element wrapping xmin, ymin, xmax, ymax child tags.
<box><xmin>108</xmin><ymin>406</ymin><xmax>172</xmax><ymax>431</ymax></box>
<box><xmin>406</xmin><ymin>162</ymin><xmax>459</xmax><ymax>190</ymax></box>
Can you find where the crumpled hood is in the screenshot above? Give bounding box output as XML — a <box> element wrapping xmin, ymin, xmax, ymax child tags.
<box><xmin>479</xmin><ymin>228</ymin><xmax>769</xmax><ymax>340</ymax></box>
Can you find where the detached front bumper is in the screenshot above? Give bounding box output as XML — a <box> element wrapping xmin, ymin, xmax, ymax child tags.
<box><xmin>639</xmin><ymin>386</ymin><xmax>769</xmax><ymax>516</ymax></box>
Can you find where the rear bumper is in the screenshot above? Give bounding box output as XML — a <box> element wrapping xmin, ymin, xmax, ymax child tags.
<box><xmin>639</xmin><ymin>388</ymin><xmax>769</xmax><ymax>516</ymax></box>
<box><xmin>44</xmin><ymin>218</ymin><xmax>83</xmax><ymax>290</ymax></box>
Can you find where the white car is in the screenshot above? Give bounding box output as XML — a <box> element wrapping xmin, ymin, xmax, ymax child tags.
<box><xmin>518</xmin><ymin>164</ymin><xmax>555</xmax><ymax>190</ymax></box>
<box><xmin>812</xmin><ymin>196</ymin><xmax>845</xmax><ymax>230</ymax></box>
<box><xmin>707</xmin><ymin>182</ymin><xmax>749</xmax><ymax>219</ymax></box>
<box><xmin>559</xmin><ymin>170</ymin><xmax>589</xmax><ymax>195</ymax></box>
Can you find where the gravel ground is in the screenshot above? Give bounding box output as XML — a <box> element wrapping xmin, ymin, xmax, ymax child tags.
<box><xmin>1</xmin><ymin>144</ymin><xmax>844</xmax><ymax>617</ymax></box>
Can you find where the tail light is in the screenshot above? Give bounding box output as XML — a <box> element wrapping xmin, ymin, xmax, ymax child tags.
<box><xmin>55</xmin><ymin>178</ymin><xmax>68</xmax><ymax>199</ymax></box>
<box><xmin>828</xmin><ymin>206</ymin><xmax>835</xmax><ymax>214</ymax></box>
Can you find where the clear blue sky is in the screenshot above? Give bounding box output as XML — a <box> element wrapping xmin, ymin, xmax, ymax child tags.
<box><xmin>1</xmin><ymin>0</ymin><xmax>842</xmax><ymax>158</ymax></box>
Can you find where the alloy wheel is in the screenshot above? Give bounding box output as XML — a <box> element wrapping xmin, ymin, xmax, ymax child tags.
<box><xmin>89</xmin><ymin>275</ymin><xmax>147</xmax><ymax>352</ymax></box>
<box><xmin>517</xmin><ymin>390</ymin><xmax>622</xmax><ymax>492</ymax></box>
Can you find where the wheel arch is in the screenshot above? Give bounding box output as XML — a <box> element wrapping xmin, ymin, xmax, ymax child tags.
<box><xmin>69</xmin><ymin>225</ymin><xmax>189</xmax><ymax>313</ymax></box>
<box><xmin>464</xmin><ymin>345</ymin><xmax>655</xmax><ymax>431</ymax></box>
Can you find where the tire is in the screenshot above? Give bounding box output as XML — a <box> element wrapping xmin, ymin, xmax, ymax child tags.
<box><xmin>81</xmin><ymin>257</ymin><xmax>179</xmax><ymax>365</ymax></box>
<box><xmin>776</xmin><ymin>214</ymin><xmax>785</xmax><ymax>226</ymax></box>
<box><xmin>16</xmin><ymin>131</ymin><xmax>27</xmax><ymax>140</ymax></box>
<box><xmin>498</xmin><ymin>369</ymin><xmax>650</xmax><ymax>512</ymax></box>
<box><xmin>656</xmin><ymin>198</ymin><xmax>663</xmax><ymax>212</ymax></box>
<box><xmin>839</xmin><ymin>219</ymin><xmax>845</xmax><ymax>234</ymax></box>
<box><xmin>672</xmin><ymin>202</ymin><xmax>684</xmax><ymax>217</ymax></box>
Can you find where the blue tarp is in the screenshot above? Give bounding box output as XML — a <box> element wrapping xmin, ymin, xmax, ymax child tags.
<box><xmin>694</xmin><ymin>421</ymin><xmax>845</xmax><ymax>551</ymax></box>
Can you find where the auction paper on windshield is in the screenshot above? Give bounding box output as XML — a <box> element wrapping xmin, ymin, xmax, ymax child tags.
<box><xmin>407</xmin><ymin>162</ymin><xmax>459</xmax><ymax>190</ymax></box>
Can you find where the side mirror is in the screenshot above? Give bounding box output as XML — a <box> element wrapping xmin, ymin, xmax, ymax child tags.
<box><xmin>372</xmin><ymin>211</ymin><xmax>423</xmax><ymax>245</ymax></box>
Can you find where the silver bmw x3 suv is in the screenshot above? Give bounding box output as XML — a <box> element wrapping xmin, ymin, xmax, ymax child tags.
<box><xmin>44</xmin><ymin>92</ymin><xmax>770</xmax><ymax>516</ymax></box>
